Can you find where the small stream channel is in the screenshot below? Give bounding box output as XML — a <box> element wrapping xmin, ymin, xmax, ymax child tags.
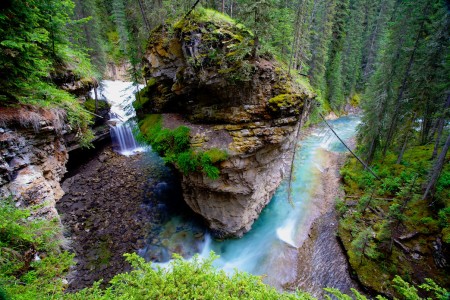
<box><xmin>62</xmin><ymin>80</ymin><xmax>361</xmax><ymax>294</ymax></box>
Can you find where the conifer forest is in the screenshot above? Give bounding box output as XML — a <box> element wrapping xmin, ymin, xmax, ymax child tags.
<box><xmin>0</xmin><ymin>0</ymin><xmax>449</xmax><ymax>299</ymax></box>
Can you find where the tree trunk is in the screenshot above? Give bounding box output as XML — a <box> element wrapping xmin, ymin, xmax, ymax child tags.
<box><xmin>423</xmin><ymin>134</ymin><xmax>450</xmax><ymax>200</ymax></box>
<box><xmin>222</xmin><ymin>0</ymin><xmax>225</xmax><ymax>13</ymax></box>
<box><xmin>367</xmin><ymin>135</ymin><xmax>378</xmax><ymax>165</ymax></box>
<box><xmin>396</xmin><ymin>114</ymin><xmax>416</xmax><ymax>164</ymax></box>
<box><xmin>396</xmin><ymin>131</ymin><xmax>409</xmax><ymax>164</ymax></box>
<box><xmin>137</xmin><ymin>0</ymin><xmax>150</xmax><ymax>31</ymax></box>
<box><xmin>360</xmin><ymin>237</ymin><xmax>368</xmax><ymax>266</ymax></box>
<box><xmin>185</xmin><ymin>0</ymin><xmax>201</xmax><ymax>18</ymax></box>
<box><xmin>288</xmin><ymin>2</ymin><xmax>302</xmax><ymax>75</ymax></box>
<box><xmin>230</xmin><ymin>0</ymin><xmax>233</xmax><ymax>17</ymax></box>
<box><xmin>432</xmin><ymin>93</ymin><xmax>450</xmax><ymax>159</ymax></box>
<box><xmin>363</xmin><ymin>0</ymin><xmax>387</xmax><ymax>80</ymax></box>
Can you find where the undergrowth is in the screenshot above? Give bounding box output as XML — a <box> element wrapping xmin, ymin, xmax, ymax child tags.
<box><xmin>1</xmin><ymin>198</ymin><xmax>447</xmax><ymax>299</ymax></box>
<box><xmin>337</xmin><ymin>144</ymin><xmax>450</xmax><ymax>295</ymax></box>
<box><xmin>0</xmin><ymin>198</ymin><xmax>74</xmax><ymax>300</ymax></box>
<box><xmin>138</xmin><ymin>114</ymin><xmax>228</xmax><ymax>179</ymax></box>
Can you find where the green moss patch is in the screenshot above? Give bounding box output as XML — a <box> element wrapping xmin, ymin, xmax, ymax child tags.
<box><xmin>268</xmin><ymin>94</ymin><xmax>300</xmax><ymax>112</ymax></box>
<box><xmin>138</xmin><ymin>114</ymin><xmax>228</xmax><ymax>179</ymax></box>
<box><xmin>133</xmin><ymin>86</ymin><xmax>150</xmax><ymax>110</ymax></box>
<box><xmin>83</xmin><ymin>98</ymin><xmax>109</xmax><ymax>113</ymax></box>
<box><xmin>338</xmin><ymin>144</ymin><xmax>450</xmax><ymax>296</ymax></box>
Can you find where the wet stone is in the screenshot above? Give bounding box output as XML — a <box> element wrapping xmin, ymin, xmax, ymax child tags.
<box><xmin>56</xmin><ymin>146</ymin><xmax>177</xmax><ymax>292</ymax></box>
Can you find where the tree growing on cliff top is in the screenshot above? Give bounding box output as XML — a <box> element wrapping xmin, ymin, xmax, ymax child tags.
<box><xmin>0</xmin><ymin>0</ymin><xmax>95</xmax><ymax>145</ymax></box>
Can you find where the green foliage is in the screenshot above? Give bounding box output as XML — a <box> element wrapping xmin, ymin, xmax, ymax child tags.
<box><xmin>1</xmin><ymin>198</ymin><xmax>448</xmax><ymax>299</ymax></box>
<box><xmin>392</xmin><ymin>276</ymin><xmax>421</xmax><ymax>300</ymax></box>
<box><xmin>419</xmin><ymin>278</ymin><xmax>450</xmax><ymax>300</ymax></box>
<box><xmin>324</xmin><ymin>287</ymin><xmax>373</xmax><ymax>300</ymax></box>
<box><xmin>173</xmin><ymin>8</ymin><xmax>255</xmax><ymax>83</ymax></box>
<box><xmin>335</xmin><ymin>197</ymin><xmax>348</xmax><ymax>216</ymax></box>
<box><xmin>139</xmin><ymin>114</ymin><xmax>228</xmax><ymax>179</ymax></box>
<box><xmin>0</xmin><ymin>0</ymin><xmax>96</xmax><ymax>146</ymax></box>
<box><xmin>83</xmin><ymin>99</ymin><xmax>109</xmax><ymax>113</ymax></box>
<box><xmin>435</xmin><ymin>171</ymin><xmax>450</xmax><ymax>201</ymax></box>
<box><xmin>268</xmin><ymin>94</ymin><xmax>299</xmax><ymax>113</ymax></box>
<box><xmin>339</xmin><ymin>141</ymin><xmax>450</xmax><ymax>294</ymax></box>
<box><xmin>64</xmin><ymin>252</ymin><xmax>312</xmax><ymax>300</ymax></box>
<box><xmin>418</xmin><ymin>217</ymin><xmax>439</xmax><ymax>234</ymax></box>
<box><xmin>438</xmin><ymin>207</ymin><xmax>450</xmax><ymax>228</ymax></box>
<box><xmin>0</xmin><ymin>198</ymin><xmax>74</xmax><ymax>299</ymax></box>
<box><xmin>204</xmin><ymin>148</ymin><xmax>229</xmax><ymax>163</ymax></box>
<box><xmin>349</xmin><ymin>93</ymin><xmax>361</xmax><ymax>107</ymax></box>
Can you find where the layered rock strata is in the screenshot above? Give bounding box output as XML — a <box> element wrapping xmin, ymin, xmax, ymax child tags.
<box><xmin>137</xmin><ymin>10</ymin><xmax>314</xmax><ymax>237</ymax></box>
<box><xmin>0</xmin><ymin>107</ymin><xmax>69</xmax><ymax>220</ymax></box>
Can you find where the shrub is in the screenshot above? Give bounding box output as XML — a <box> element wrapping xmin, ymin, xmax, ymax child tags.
<box><xmin>83</xmin><ymin>98</ymin><xmax>109</xmax><ymax>113</ymax></box>
<box><xmin>418</xmin><ymin>217</ymin><xmax>439</xmax><ymax>234</ymax></box>
<box><xmin>0</xmin><ymin>199</ymin><xmax>74</xmax><ymax>300</ymax></box>
<box><xmin>139</xmin><ymin>115</ymin><xmax>227</xmax><ymax>179</ymax></box>
<box><xmin>64</xmin><ymin>252</ymin><xmax>309</xmax><ymax>300</ymax></box>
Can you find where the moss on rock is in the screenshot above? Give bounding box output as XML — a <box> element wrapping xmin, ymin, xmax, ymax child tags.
<box><xmin>138</xmin><ymin>114</ymin><xmax>228</xmax><ymax>180</ymax></box>
<box><xmin>83</xmin><ymin>98</ymin><xmax>109</xmax><ymax>113</ymax></box>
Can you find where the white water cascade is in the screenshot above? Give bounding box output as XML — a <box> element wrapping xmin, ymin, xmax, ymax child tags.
<box><xmin>92</xmin><ymin>80</ymin><xmax>146</xmax><ymax>156</ymax></box>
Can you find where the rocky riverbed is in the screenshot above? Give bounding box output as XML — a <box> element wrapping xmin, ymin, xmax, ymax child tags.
<box><xmin>56</xmin><ymin>147</ymin><xmax>184</xmax><ymax>291</ymax></box>
<box><xmin>290</xmin><ymin>150</ymin><xmax>360</xmax><ymax>297</ymax></box>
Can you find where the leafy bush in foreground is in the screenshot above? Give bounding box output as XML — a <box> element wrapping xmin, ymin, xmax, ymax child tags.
<box><xmin>64</xmin><ymin>253</ymin><xmax>312</xmax><ymax>300</ymax></box>
<box><xmin>0</xmin><ymin>199</ymin><xmax>73</xmax><ymax>300</ymax></box>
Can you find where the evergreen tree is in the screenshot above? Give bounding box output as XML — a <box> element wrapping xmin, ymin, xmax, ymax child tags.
<box><xmin>308</xmin><ymin>0</ymin><xmax>336</xmax><ymax>95</ymax></box>
<box><xmin>73</xmin><ymin>0</ymin><xmax>107</xmax><ymax>74</ymax></box>
<box><xmin>340</xmin><ymin>0</ymin><xmax>365</xmax><ymax>98</ymax></box>
<box><xmin>324</xmin><ymin>0</ymin><xmax>349</xmax><ymax>110</ymax></box>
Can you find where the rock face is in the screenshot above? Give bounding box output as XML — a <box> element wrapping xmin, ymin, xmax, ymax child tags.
<box><xmin>138</xmin><ymin>9</ymin><xmax>314</xmax><ymax>237</ymax></box>
<box><xmin>0</xmin><ymin>107</ymin><xmax>69</xmax><ymax>220</ymax></box>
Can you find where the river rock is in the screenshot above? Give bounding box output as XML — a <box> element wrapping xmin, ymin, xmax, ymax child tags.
<box><xmin>137</xmin><ymin>11</ymin><xmax>315</xmax><ymax>238</ymax></box>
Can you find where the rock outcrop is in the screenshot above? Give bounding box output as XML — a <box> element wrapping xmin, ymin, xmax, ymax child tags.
<box><xmin>0</xmin><ymin>68</ymin><xmax>107</xmax><ymax>220</ymax></box>
<box><xmin>0</xmin><ymin>107</ymin><xmax>69</xmax><ymax>221</ymax></box>
<box><xmin>137</xmin><ymin>9</ymin><xmax>315</xmax><ymax>237</ymax></box>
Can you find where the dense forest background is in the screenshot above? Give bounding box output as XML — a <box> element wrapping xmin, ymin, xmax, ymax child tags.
<box><xmin>1</xmin><ymin>0</ymin><xmax>449</xmax><ymax>158</ymax></box>
<box><xmin>0</xmin><ymin>0</ymin><xmax>449</xmax><ymax>297</ymax></box>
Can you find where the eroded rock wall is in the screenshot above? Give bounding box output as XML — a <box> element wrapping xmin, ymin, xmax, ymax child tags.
<box><xmin>138</xmin><ymin>10</ymin><xmax>315</xmax><ymax>237</ymax></box>
<box><xmin>182</xmin><ymin>138</ymin><xmax>296</xmax><ymax>237</ymax></box>
<box><xmin>0</xmin><ymin>108</ymin><xmax>68</xmax><ymax>220</ymax></box>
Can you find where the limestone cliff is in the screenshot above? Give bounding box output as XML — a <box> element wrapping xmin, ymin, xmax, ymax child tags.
<box><xmin>0</xmin><ymin>69</ymin><xmax>107</xmax><ymax>220</ymax></box>
<box><xmin>137</xmin><ymin>9</ymin><xmax>315</xmax><ymax>237</ymax></box>
<box><xmin>0</xmin><ymin>107</ymin><xmax>69</xmax><ymax>221</ymax></box>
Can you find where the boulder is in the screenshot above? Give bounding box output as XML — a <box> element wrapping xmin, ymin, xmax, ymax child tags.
<box><xmin>137</xmin><ymin>9</ymin><xmax>315</xmax><ymax>237</ymax></box>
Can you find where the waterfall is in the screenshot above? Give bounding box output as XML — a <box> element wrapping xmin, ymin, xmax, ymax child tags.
<box><xmin>110</xmin><ymin>122</ymin><xmax>141</xmax><ymax>155</ymax></box>
<box><xmin>92</xmin><ymin>80</ymin><xmax>146</xmax><ymax>156</ymax></box>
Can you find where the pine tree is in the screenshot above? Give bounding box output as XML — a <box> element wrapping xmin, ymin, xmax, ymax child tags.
<box><xmin>112</xmin><ymin>0</ymin><xmax>129</xmax><ymax>54</ymax></box>
<box><xmin>340</xmin><ymin>0</ymin><xmax>366</xmax><ymax>98</ymax></box>
<box><xmin>324</xmin><ymin>0</ymin><xmax>349</xmax><ymax>110</ymax></box>
<box><xmin>73</xmin><ymin>0</ymin><xmax>107</xmax><ymax>74</ymax></box>
<box><xmin>308</xmin><ymin>0</ymin><xmax>336</xmax><ymax>95</ymax></box>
